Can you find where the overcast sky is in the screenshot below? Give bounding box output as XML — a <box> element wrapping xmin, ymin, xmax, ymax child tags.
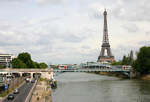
<box><xmin>0</xmin><ymin>0</ymin><xmax>149</xmax><ymax>64</ymax></box>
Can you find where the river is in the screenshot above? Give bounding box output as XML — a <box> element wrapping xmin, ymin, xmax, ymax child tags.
<box><xmin>52</xmin><ymin>72</ymin><xmax>150</xmax><ymax>102</ymax></box>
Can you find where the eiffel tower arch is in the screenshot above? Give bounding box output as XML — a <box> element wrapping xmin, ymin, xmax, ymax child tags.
<box><xmin>97</xmin><ymin>10</ymin><xmax>115</xmax><ymax>63</ymax></box>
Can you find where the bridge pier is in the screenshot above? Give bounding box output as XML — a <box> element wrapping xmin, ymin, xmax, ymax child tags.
<box><xmin>19</xmin><ymin>72</ymin><xmax>23</xmax><ymax>77</ymax></box>
<box><xmin>30</xmin><ymin>72</ymin><xmax>34</xmax><ymax>79</ymax></box>
<box><xmin>129</xmin><ymin>69</ymin><xmax>137</xmax><ymax>79</ymax></box>
<box><xmin>41</xmin><ymin>71</ymin><xmax>53</xmax><ymax>80</ymax></box>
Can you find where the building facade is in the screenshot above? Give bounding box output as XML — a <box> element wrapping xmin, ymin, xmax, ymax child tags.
<box><xmin>0</xmin><ymin>54</ymin><xmax>14</xmax><ymax>68</ymax></box>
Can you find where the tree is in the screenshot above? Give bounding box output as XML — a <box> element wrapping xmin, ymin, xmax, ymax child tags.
<box><xmin>11</xmin><ymin>58</ymin><xmax>27</xmax><ymax>68</ymax></box>
<box><xmin>122</xmin><ymin>55</ymin><xmax>128</xmax><ymax>65</ymax></box>
<box><xmin>33</xmin><ymin>62</ymin><xmax>40</xmax><ymax>68</ymax></box>
<box><xmin>18</xmin><ymin>52</ymin><xmax>34</xmax><ymax>68</ymax></box>
<box><xmin>121</xmin><ymin>50</ymin><xmax>134</xmax><ymax>65</ymax></box>
<box><xmin>133</xmin><ymin>46</ymin><xmax>150</xmax><ymax>74</ymax></box>
<box><xmin>18</xmin><ymin>52</ymin><xmax>32</xmax><ymax>63</ymax></box>
<box><xmin>39</xmin><ymin>63</ymin><xmax>48</xmax><ymax>68</ymax></box>
<box><xmin>111</xmin><ymin>61</ymin><xmax>122</xmax><ymax>65</ymax></box>
<box><xmin>11</xmin><ymin>52</ymin><xmax>48</xmax><ymax>69</ymax></box>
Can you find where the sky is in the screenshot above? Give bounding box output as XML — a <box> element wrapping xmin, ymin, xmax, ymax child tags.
<box><xmin>0</xmin><ymin>0</ymin><xmax>149</xmax><ymax>64</ymax></box>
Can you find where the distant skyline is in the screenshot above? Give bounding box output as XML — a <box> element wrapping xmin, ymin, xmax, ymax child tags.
<box><xmin>0</xmin><ymin>0</ymin><xmax>150</xmax><ymax>64</ymax></box>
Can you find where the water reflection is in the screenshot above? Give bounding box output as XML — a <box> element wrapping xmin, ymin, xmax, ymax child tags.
<box><xmin>52</xmin><ymin>72</ymin><xmax>150</xmax><ymax>102</ymax></box>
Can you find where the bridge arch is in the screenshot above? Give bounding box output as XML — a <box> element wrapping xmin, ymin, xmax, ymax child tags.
<box><xmin>33</xmin><ymin>73</ymin><xmax>41</xmax><ymax>79</ymax></box>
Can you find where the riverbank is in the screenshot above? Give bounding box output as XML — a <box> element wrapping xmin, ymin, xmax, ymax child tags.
<box><xmin>30</xmin><ymin>78</ymin><xmax>52</xmax><ymax>102</ymax></box>
<box><xmin>140</xmin><ymin>74</ymin><xmax>150</xmax><ymax>80</ymax></box>
<box><xmin>94</xmin><ymin>72</ymin><xmax>129</xmax><ymax>79</ymax></box>
<box><xmin>94</xmin><ymin>71</ymin><xmax>150</xmax><ymax>80</ymax></box>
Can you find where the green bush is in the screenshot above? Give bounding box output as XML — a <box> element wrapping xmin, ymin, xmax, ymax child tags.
<box><xmin>0</xmin><ymin>90</ymin><xmax>9</xmax><ymax>97</ymax></box>
<box><xmin>0</xmin><ymin>65</ymin><xmax>5</xmax><ymax>69</ymax></box>
<box><xmin>40</xmin><ymin>77</ymin><xmax>44</xmax><ymax>81</ymax></box>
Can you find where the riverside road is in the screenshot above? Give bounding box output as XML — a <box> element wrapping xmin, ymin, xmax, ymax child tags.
<box><xmin>3</xmin><ymin>82</ymin><xmax>34</xmax><ymax>102</ymax></box>
<box><xmin>52</xmin><ymin>72</ymin><xmax>150</xmax><ymax>102</ymax></box>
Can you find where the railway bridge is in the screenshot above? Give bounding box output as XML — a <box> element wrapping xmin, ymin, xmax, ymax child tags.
<box><xmin>0</xmin><ymin>65</ymin><xmax>136</xmax><ymax>79</ymax></box>
<box><xmin>53</xmin><ymin>65</ymin><xmax>136</xmax><ymax>78</ymax></box>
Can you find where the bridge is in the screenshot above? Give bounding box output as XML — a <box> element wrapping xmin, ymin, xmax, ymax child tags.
<box><xmin>0</xmin><ymin>68</ymin><xmax>53</xmax><ymax>79</ymax></box>
<box><xmin>53</xmin><ymin>64</ymin><xmax>131</xmax><ymax>72</ymax></box>
<box><xmin>0</xmin><ymin>64</ymin><xmax>136</xmax><ymax>78</ymax></box>
<box><xmin>53</xmin><ymin>65</ymin><xmax>136</xmax><ymax>78</ymax></box>
<box><xmin>53</xmin><ymin>68</ymin><xmax>130</xmax><ymax>72</ymax></box>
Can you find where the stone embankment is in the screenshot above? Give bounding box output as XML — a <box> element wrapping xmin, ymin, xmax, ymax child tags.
<box><xmin>30</xmin><ymin>78</ymin><xmax>52</xmax><ymax>102</ymax></box>
<box><xmin>28</xmin><ymin>71</ymin><xmax>54</xmax><ymax>102</ymax></box>
<box><xmin>94</xmin><ymin>72</ymin><xmax>129</xmax><ymax>78</ymax></box>
<box><xmin>95</xmin><ymin>71</ymin><xmax>150</xmax><ymax>80</ymax></box>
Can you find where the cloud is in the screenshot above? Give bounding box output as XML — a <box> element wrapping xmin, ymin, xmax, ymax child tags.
<box><xmin>36</xmin><ymin>0</ymin><xmax>66</xmax><ymax>5</ymax></box>
<box><xmin>137</xmin><ymin>41</ymin><xmax>150</xmax><ymax>46</ymax></box>
<box><xmin>0</xmin><ymin>0</ymin><xmax>24</xmax><ymax>1</ymax></box>
<box><xmin>88</xmin><ymin>3</ymin><xmax>105</xmax><ymax>19</ymax></box>
<box><xmin>112</xmin><ymin>44</ymin><xmax>139</xmax><ymax>60</ymax></box>
<box><xmin>62</xmin><ymin>33</ymin><xmax>85</xmax><ymax>43</ymax></box>
<box><xmin>87</xmin><ymin>0</ymin><xmax>150</xmax><ymax>22</ymax></box>
<box><xmin>121</xmin><ymin>23</ymin><xmax>139</xmax><ymax>33</ymax></box>
<box><xmin>81</xmin><ymin>45</ymin><xmax>90</xmax><ymax>49</ymax></box>
<box><xmin>111</xmin><ymin>0</ymin><xmax>150</xmax><ymax>22</ymax></box>
<box><xmin>0</xmin><ymin>0</ymin><xmax>149</xmax><ymax>64</ymax></box>
<box><xmin>146</xmin><ymin>31</ymin><xmax>150</xmax><ymax>35</ymax></box>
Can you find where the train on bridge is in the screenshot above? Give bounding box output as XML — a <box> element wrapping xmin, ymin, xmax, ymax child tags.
<box><xmin>57</xmin><ymin>64</ymin><xmax>68</xmax><ymax>70</ymax></box>
<box><xmin>55</xmin><ymin>63</ymin><xmax>131</xmax><ymax>71</ymax></box>
<box><xmin>57</xmin><ymin>64</ymin><xmax>77</xmax><ymax>70</ymax></box>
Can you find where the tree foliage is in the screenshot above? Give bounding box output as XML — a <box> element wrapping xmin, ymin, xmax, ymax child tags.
<box><xmin>111</xmin><ymin>50</ymin><xmax>134</xmax><ymax>65</ymax></box>
<box><xmin>11</xmin><ymin>58</ymin><xmax>27</xmax><ymax>68</ymax></box>
<box><xmin>18</xmin><ymin>52</ymin><xmax>33</xmax><ymax>68</ymax></box>
<box><xmin>132</xmin><ymin>46</ymin><xmax>150</xmax><ymax>74</ymax></box>
<box><xmin>39</xmin><ymin>63</ymin><xmax>48</xmax><ymax>68</ymax></box>
<box><xmin>11</xmin><ymin>52</ymin><xmax>48</xmax><ymax>69</ymax></box>
<box><xmin>121</xmin><ymin>50</ymin><xmax>134</xmax><ymax>65</ymax></box>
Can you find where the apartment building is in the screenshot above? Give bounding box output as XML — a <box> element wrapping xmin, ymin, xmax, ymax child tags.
<box><xmin>0</xmin><ymin>54</ymin><xmax>14</xmax><ymax>68</ymax></box>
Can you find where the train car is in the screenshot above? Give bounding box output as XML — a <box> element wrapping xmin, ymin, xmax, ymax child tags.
<box><xmin>122</xmin><ymin>65</ymin><xmax>131</xmax><ymax>70</ymax></box>
<box><xmin>57</xmin><ymin>65</ymin><xmax>68</xmax><ymax>70</ymax></box>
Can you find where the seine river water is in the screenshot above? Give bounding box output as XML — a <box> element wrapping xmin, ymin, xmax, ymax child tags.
<box><xmin>52</xmin><ymin>72</ymin><xmax>150</xmax><ymax>102</ymax></box>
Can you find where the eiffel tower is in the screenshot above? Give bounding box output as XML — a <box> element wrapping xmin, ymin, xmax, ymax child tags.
<box><xmin>97</xmin><ymin>10</ymin><xmax>115</xmax><ymax>63</ymax></box>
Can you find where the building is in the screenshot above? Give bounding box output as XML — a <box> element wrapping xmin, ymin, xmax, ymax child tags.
<box><xmin>97</xmin><ymin>9</ymin><xmax>115</xmax><ymax>63</ymax></box>
<box><xmin>0</xmin><ymin>54</ymin><xmax>14</xmax><ymax>68</ymax></box>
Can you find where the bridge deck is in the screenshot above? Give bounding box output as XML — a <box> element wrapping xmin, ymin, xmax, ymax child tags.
<box><xmin>53</xmin><ymin>68</ymin><xmax>130</xmax><ymax>72</ymax></box>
